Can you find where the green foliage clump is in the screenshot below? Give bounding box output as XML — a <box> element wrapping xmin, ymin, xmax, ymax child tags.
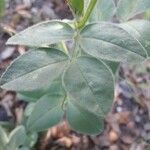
<box><xmin>0</xmin><ymin>0</ymin><xmax>150</xmax><ymax>148</ymax></box>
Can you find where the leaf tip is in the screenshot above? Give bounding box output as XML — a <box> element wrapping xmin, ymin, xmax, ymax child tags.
<box><xmin>6</xmin><ymin>37</ymin><xmax>16</xmax><ymax>45</ymax></box>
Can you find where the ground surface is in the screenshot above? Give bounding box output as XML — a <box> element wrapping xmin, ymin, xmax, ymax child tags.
<box><xmin>0</xmin><ymin>0</ymin><xmax>150</xmax><ymax>150</ymax></box>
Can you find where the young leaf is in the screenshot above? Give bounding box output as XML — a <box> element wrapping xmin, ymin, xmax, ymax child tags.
<box><xmin>64</xmin><ymin>56</ymin><xmax>114</xmax><ymax>117</ymax></box>
<box><xmin>0</xmin><ymin>48</ymin><xmax>69</xmax><ymax>92</ymax></box>
<box><xmin>80</xmin><ymin>22</ymin><xmax>146</xmax><ymax>62</ymax></box>
<box><xmin>116</xmin><ymin>0</ymin><xmax>150</xmax><ymax>22</ymax></box>
<box><xmin>67</xmin><ymin>100</ymin><xmax>103</xmax><ymax>135</ymax></box>
<box><xmin>67</xmin><ymin>0</ymin><xmax>84</xmax><ymax>18</ymax></box>
<box><xmin>7</xmin><ymin>21</ymin><xmax>74</xmax><ymax>47</ymax></box>
<box><xmin>89</xmin><ymin>0</ymin><xmax>115</xmax><ymax>21</ymax></box>
<box><xmin>27</xmin><ymin>79</ymin><xmax>65</xmax><ymax>131</ymax></box>
<box><xmin>119</xmin><ymin>20</ymin><xmax>150</xmax><ymax>56</ymax></box>
<box><xmin>7</xmin><ymin>126</ymin><xmax>26</xmax><ymax>149</ymax></box>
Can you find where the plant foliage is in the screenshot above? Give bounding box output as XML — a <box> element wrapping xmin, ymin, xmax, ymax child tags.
<box><xmin>0</xmin><ymin>0</ymin><xmax>150</xmax><ymax>141</ymax></box>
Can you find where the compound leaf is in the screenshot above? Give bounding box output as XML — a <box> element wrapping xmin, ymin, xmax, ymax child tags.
<box><xmin>80</xmin><ymin>22</ymin><xmax>146</xmax><ymax>63</ymax></box>
<box><xmin>7</xmin><ymin>21</ymin><xmax>74</xmax><ymax>47</ymax></box>
<box><xmin>0</xmin><ymin>48</ymin><xmax>68</xmax><ymax>92</ymax></box>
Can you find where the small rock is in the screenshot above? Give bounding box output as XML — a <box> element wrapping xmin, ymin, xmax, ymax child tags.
<box><xmin>116</xmin><ymin>106</ymin><xmax>122</xmax><ymax>112</ymax></box>
<box><xmin>56</xmin><ymin>137</ymin><xmax>73</xmax><ymax>148</ymax></box>
<box><xmin>0</xmin><ymin>47</ymin><xmax>15</xmax><ymax>61</ymax></box>
<box><xmin>108</xmin><ymin>130</ymin><xmax>119</xmax><ymax>143</ymax></box>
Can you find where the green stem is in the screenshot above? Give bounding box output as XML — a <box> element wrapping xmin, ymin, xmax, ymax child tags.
<box><xmin>76</xmin><ymin>0</ymin><xmax>97</xmax><ymax>29</ymax></box>
<box><xmin>61</xmin><ymin>41</ymin><xmax>71</xmax><ymax>59</ymax></box>
<box><xmin>70</xmin><ymin>29</ymin><xmax>81</xmax><ymax>61</ymax></box>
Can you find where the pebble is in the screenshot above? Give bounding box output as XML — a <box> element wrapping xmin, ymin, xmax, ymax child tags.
<box><xmin>108</xmin><ymin>130</ymin><xmax>119</xmax><ymax>143</ymax></box>
<box><xmin>116</xmin><ymin>106</ymin><xmax>122</xmax><ymax>112</ymax></box>
<box><xmin>0</xmin><ymin>47</ymin><xmax>15</xmax><ymax>61</ymax></box>
<box><xmin>56</xmin><ymin>137</ymin><xmax>73</xmax><ymax>148</ymax></box>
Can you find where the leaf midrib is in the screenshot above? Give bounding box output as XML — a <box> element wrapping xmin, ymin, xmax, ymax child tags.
<box><xmin>76</xmin><ymin>62</ymin><xmax>105</xmax><ymax>116</ymax></box>
<box><xmin>1</xmin><ymin>59</ymin><xmax>68</xmax><ymax>86</ymax></box>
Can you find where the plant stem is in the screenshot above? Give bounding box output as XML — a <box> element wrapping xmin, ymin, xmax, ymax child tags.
<box><xmin>76</xmin><ymin>0</ymin><xmax>97</xmax><ymax>29</ymax></box>
<box><xmin>61</xmin><ymin>41</ymin><xmax>71</xmax><ymax>58</ymax></box>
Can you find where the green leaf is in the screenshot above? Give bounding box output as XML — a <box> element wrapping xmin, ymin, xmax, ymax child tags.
<box><xmin>67</xmin><ymin>0</ymin><xmax>84</xmax><ymax>18</ymax></box>
<box><xmin>116</xmin><ymin>0</ymin><xmax>150</xmax><ymax>22</ymax></box>
<box><xmin>119</xmin><ymin>20</ymin><xmax>150</xmax><ymax>56</ymax></box>
<box><xmin>0</xmin><ymin>126</ymin><xmax>8</xmax><ymax>149</ymax></box>
<box><xmin>25</xmin><ymin>132</ymin><xmax>38</xmax><ymax>148</ymax></box>
<box><xmin>7</xmin><ymin>126</ymin><xmax>26</xmax><ymax>149</ymax></box>
<box><xmin>17</xmin><ymin>89</ymin><xmax>47</xmax><ymax>102</ymax></box>
<box><xmin>80</xmin><ymin>48</ymin><xmax>119</xmax><ymax>75</ymax></box>
<box><xmin>67</xmin><ymin>100</ymin><xmax>103</xmax><ymax>135</ymax></box>
<box><xmin>80</xmin><ymin>22</ymin><xmax>146</xmax><ymax>63</ymax></box>
<box><xmin>0</xmin><ymin>48</ymin><xmax>68</xmax><ymax>92</ymax></box>
<box><xmin>103</xmin><ymin>60</ymin><xmax>119</xmax><ymax>74</ymax></box>
<box><xmin>17</xmin><ymin>93</ymin><xmax>37</xmax><ymax>102</ymax></box>
<box><xmin>89</xmin><ymin>0</ymin><xmax>115</xmax><ymax>21</ymax></box>
<box><xmin>24</xmin><ymin>103</ymin><xmax>36</xmax><ymax>117</ymax></box>
<box><xmin>0</xmin><ymin>0</ymin><xmax>5</xmax><ymax>18</ymax></box>
<box><xmin>27</xmin><ymin>79</ymin><xmax>65</xmax><ymax>131</ymax></box>
<box><xmin>7</xmin><ymin>21</ymin><xmax>74</xmax><ymax>47</ymax></box>
<box><xmin>64</xmin><ymin>56</ymin><xmax>114</xmax><ymax>117</ymax></box>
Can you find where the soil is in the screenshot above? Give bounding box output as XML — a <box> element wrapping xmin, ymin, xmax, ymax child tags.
<box><xmin>0</xmin><ymin>0</ymin><xmax>150</xmax><ymax>150</ymax></box>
